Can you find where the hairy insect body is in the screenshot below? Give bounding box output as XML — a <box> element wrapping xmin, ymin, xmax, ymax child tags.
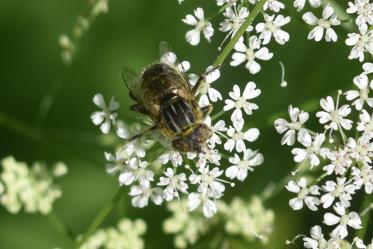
<box><xmin>122</xmin><ymin>42</ymin><xmax>213</xmax><ymax>152</ymax></box>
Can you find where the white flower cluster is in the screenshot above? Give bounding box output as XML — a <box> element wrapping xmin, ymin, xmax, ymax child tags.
<box><xmin>92</xmin><ymin>50</ymin><xmax>263</xmax><ymax>217</ymax></box>
<box><xmin>0</xmin><ymin>156</ymin><xmax>67</xmax><ymax>215</ymax></box>
<box><xmin>79</xmin><ymin>218</ymin><xmax>146</xmax><ymax>249</ymax></box>
<box><xmin>163</xmin><ymin>196</ymin><xmax>274</xmax><ymax>248</ymax></box>
<box><xmin>298</xmin><ymin>0</ymin><xmax>373</xmax><ymax>62</ymax></box>
<box><xmin>181</xmin><ymin>1</ymin><xmax>291</xmax><ymax>74</ymax></box>
<box><xmin>275</xmin><ymin>74</ymin><xmax>373</xmax><ymax>247</ymax></box>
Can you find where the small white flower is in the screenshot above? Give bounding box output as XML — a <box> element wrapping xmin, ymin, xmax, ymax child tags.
<box><xmin>182</xmin><ymin>7</ymin><xmax>214</xmax><ymax>46</ymax></box>
<box><xmin>345</xmin><ymin>74</ymin><xmax>373</xmax><ymax>110</ymax></box>
<box><xmin>303</xmin><ymin>226</ymin><xmax>340</xmax><ymax>249</ymax></box>
<box><xmin>345</xmin><ymin>24</ymin><xmax>373</xmax><ymax>62</ymax></box>
<box><xmin>274</xmin><ymin>105</ymin><xmax>309</xmax><ymax>146</ymax></box>
<box><xmin>158</xmin><ymin>168</ymin><xmax>188</xmax><ymax>201</ymax></box>
<box><xmin>292</xmin><ymin>133</ymin><xmax>329</xmax><ymax>167</ymax></box>
<box><xmin>230</xmin><ymin>36</ymin><xmax>273</xmax><ymax>74</ymax></box>
<box><xmin>352</xmin><ymin>164</ymin><xmax>373</xmax><ymax>194</ymax></box>
<box><xmin>363</xmin><ymin>62</ymin><xmax>373</xmax><ymax>74</ymax></box>
<box><xmin>303</xmin><ymin>5</ymin><xmax>341</xmax><ymax>42</ymax></box>
<box><xmin>189</xmin><ymin>166</ymin><xmax>225</xmax><ymax>199</ymax></box>
<box><xmin>129</xmin><ymin>185</ymin><xmax>163</xmax><ymax>208</ymax></box>
<box><xmin>91</xmin><ymin>93</ymin><xmax>119</xmax><ymax>134</ymax></box>
<box><xmin>286</xmin><ymin>178</ymin><xmax>320</xmax><ymax>211</ymax></box>
<box><xmin>158</xmin><ymin>150</ymin><xmax>183</xmax><ymax>167</ymax></box>
<box><xmin>219</xmin><ymin>6</ymin><xmax>250</xmax><ymax>38</ymax></box>
<box><xmin>226</xmin><ymin>149</ymin><xmax>263</xmax><ymax>181</ymax></box>
<box><xmin>320</xmin><ymin>177</ymin><xmax>356</xmax><ymax>208</ymax></box>
<box><xmin>188</xmin><ymin>192</ymin><xmax>217</xmax><ymax>218</ymax></box>
<box><xmin>323</xmin><ymin>148</ymin><xmax>352</xmax><ymax>175</ymax></box>
<box><xmin>357</xmin><ymin>109</ymin><xmax>373</xmax><ymax>132</ymax></box>
<box><xmin>323</xmin><ymin>203</ymin><xmax>362</xmax><ymax>239</ymax></box>
<box><xmin>256</xmin><ymin>14</ymin><xmax>291</xmax><ymax>45</ymax></box>
<box><xmin>216</xmin><ymin>0</ymin><xmax>238</xmax><ymax>6</ymax></box>
<box><xmin>316</xmin><ymin>95</ymin><xmax>352</xmax><ymax>131</ymax></box>
<box><xmin>205</xmin><ymin>118</ymin><xmax>228</xmax><ymax>147</ymax></box>
<box><xmin>189</xmin><ymin>67</ymin><xmax>222</xmax><ymax>107</ymax></box>
<box><xmin>347</xmin><ymin>133</ymin><xmax>373</xmax><ymax>164</ymax></box>
<box><xmin>224</xmin><ymin>124</ymin><xmax>260</xmax><ymax>153</ymax></box>
<box><xmin>347</xmin><ymin>0</ymin><xmax>373</xmax><ymax>27</ymax></box>
<box><xmin>294</xmin><ymin>0</ymin><xmax>321</xmax><ymax>12</ymax></box>
<box><xmin>119</xmin><ymin>158</ymin><xmax>154</xmax><ymax>187</ymax></box>
<box><xmin>263</xmin><ymin>0</ymin><xmax>285</xmax><ymax>13</ymax></box>
<box><xmin>223</xmin><ymin>82</ymin><xmax>261</xmax><ymax>122</ymax></box>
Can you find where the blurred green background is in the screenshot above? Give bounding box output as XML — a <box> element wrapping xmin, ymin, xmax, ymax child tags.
<box><xmin>0</xmin><ymin>0</ymin><xmax>365</xmax><ymax>248</ymax></box>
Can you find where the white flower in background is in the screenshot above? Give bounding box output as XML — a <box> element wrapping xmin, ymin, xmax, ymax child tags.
<box><xmin>291</xmin><ymin>133</ymin><xmax>329</xmax><ymax>167</ymax></box>
<box><xmin>230</xmin><ymin>36</ymin><xmax>273</xmax><ymax>74</ymax></box>
<box><xmin>263</xmin><ymin>0</ymin><xmax>285</xmax><ymax>13</ymax></box>
<box><xmin>323</xmin><ymin>203</ymin><xmax>362</xmax><ymax>239</ymax></box>
<box><xmin>274</xmin><ymin>105</ymin><xmax>309</xmax><ymax>146</ymax></box>
<box><xmin>323</xmin><ymin>148</ymin><xmax>352</xmax><ymax>175</ymax></box>
<box><xmin>158</xmin><ymin>150</ymin><xmax>183</xmax><ymax>167</ymax></box>
<box><xmin>226</xmin><ymin>149</ymin><xmax>263</xmax><ymax>181</ymax></box>
<box><xmin>104</xmin><ymin>151</ymin><xmax>127</xmax><ymax>175</ymax></box>
<box><xmin>286</xmin><ymin>178</ymin><xmax>320</xmax><ymax>211</ymax></box>
<box><xmin>352</xmin><ymin>165</ymin><xmax>373</xmax><ymax>194</ymax></box>
<box><xmin>158</xmin><ymin>168</ymin><xmax>188</xmax><ymax>201</ymax></box>
<box><xmin>0</xmin><ymin>156</ymin><xmax>67</xmax><ymax>215</ymax></box>
<box><xmin>163</xmin><ymin>200</ymin><xmax>210</xmax><ymax>248</ymax></box>
<box><xmin>320</xmin><ymin>177</ymin><xmax>356</xmax><ymax>208</ymax></box>
<box><xmin>91</xmin><ymin>93</ymin><xmax>119</xmax><ymax>134</ymax></box>
<box><xmin>223</xmin><ymin>82</ymin><xmax>261</xmax><ymax>122</ymax></box>
<box><xmin>345</xmin><ymin>24</ymin><xmax>373</xmax><ymax>62</ymax></box>
<box><xmin>219</xmin><ymin>6</ymin><xmax>250</xmax><ymax>38</ymax></box>
<box><xmin>357</xmin><ymin>109</ymin><xmax>373</xmax><ymax>132</ymax></box>
<box><xmin>345</xmin><ymin>74</ymin><xmax>373</xmax><ymax>110</ymax></box>
<box><xmin>316</xmin><ymin>95</ymin><xmax>352</xmax><ymax>131</ymax></box>
<box><xmin>182</xmin><ymin>7</ymin><xmax>214</xmax><ymax>46</ymax></box>
<box><xmin>188</xmin><ymin>191</ymin><xmax>217</xmax><ymax>218</ymax></box>
<box><xmin>347</xmin><ymin>0</ymin><xmax>373</xmax><ymax>27</ymax></box>
<box><xmin>256</xmin><ymin>14</ymin><xmax>291</xmax><ymax>45</ymax></box>
<box><xmin>80</xmin><ymin>218</ymin><xmax>146</xmax><ymax>249</ymax></box>
<box><xmin>224</xmin><ymin>124</ymin><xmax>260</xmax><ymax>153</ymax></box>
<box><xmin>219</xmin><ymin>196</ymin><xmax>274</xmax><ymax>244</ymax></box>
<box><xmin>302</xmin><ymin>5</ymin><xmax>341</xmax><ymax>42</ymax></box>
<box><xmin>303</xmin><ymin>225</ymin><xmax>340</xmax><ymax>249</ymax></box>
<box><xmin>294</xmin><ymin>0</ymin><xmax>321</xmax><ymax>12</ymax></box>
<box><xmin>129</xmin><ymin>185</ymin><xmax>163</xmax><ymax>208</ymax></box>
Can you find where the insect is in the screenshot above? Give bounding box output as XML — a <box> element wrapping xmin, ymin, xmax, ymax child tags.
<box><xmin>122</xmin><ymin>41</ymin><xmax>214</xmax><ymax>153</ymax></box>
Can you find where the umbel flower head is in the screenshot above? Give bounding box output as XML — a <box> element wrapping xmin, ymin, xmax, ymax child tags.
<box><xmin>80</xmin><ymin>218</ymin><xmax>146</xmax><ymax>249</ymax></box>
<box><xmin>0</xmin><ymin>156</ymin><xmax>67</xmax><ymax>215</ymax></box>
<box><xmin>91</xmin><ymin>48</ymin><xmax>263</xmax><ymax>218</ymax></box>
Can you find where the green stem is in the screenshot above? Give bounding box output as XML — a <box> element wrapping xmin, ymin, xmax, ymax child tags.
<box><xmin>356</xmin><ymin>194</ymin><xmax>372</xmax><ymax>240</ymax></box>
<box><xmin>76</xmin><ymin>187</ymin><xmax>126</xmax><ymax>248</ymax></box>
<box><xmin>48</xmin><ymin>211</ymin><xmax>76</xmax><ymax>242</ymax></box>
<box><xmin>212</xmin><ymin>0</ymin><xmax>267</xmax><ymax>67</ymax></box>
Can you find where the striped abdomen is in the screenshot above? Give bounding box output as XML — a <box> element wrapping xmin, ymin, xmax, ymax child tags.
<box><xmin>161</xmin><ymin>96</ymin><xmax>195</xmax><ymax>134</ymax></box>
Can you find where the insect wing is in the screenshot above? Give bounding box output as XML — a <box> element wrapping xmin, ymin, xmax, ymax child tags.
<box><xmin>122</xmin><ymin>66</ymin><xmax>142</xmax><ymax>103</ymax></box>
<box><xmin>159</xmin><ymin>41</ymin><xmax>191</xmax><ymax>89</ymax></box>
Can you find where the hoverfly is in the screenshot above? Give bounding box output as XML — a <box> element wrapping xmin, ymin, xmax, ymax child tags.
<box><xmin>122</xmin><ymin>42</ymin><xmax>214</xmax><ymax>153</ymax></box>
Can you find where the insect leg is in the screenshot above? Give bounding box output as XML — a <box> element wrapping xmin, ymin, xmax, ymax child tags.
<box><xmin>129</xmin><ymin>125</ymin><xmax>158</xmax><ymax>141</ymax></box>
<box><xmin>130</xmin><ymin>104</ymin><xmax>150</xmax><ymax>115</ymax></box>
<box><xmin>201</xmin><ymin>104</ymin><xmax>213</xmax><ymax>118</ymax></box>
<box><xmin>192</xmin><ymin>65</ymin><xmax>221</xmax><ymax>95</ymax></box>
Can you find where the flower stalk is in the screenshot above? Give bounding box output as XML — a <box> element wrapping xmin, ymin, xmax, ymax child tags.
<box><xmin>212</xmin><ymin>0</ymin><xmax>268</xmax><ymax>67</ymax></box>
